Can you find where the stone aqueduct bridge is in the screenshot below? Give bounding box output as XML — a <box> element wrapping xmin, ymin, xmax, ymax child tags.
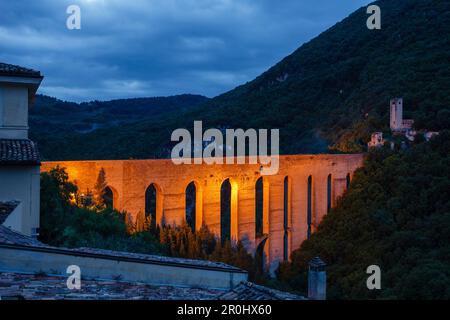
<box><xmin>41</xmin><ymin>154</ymin><xmax>364</xmax><ymax>270</ymax></box>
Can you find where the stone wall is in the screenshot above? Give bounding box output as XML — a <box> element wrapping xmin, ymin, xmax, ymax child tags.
<box><xmin>0</xmin><ymin>244</ymin><xmax>247</xmax><ymax>290</ymax></box>
<box><xmin>0</xmin><ymin>166</ymin><xmax>40</xmax><ymax>236</ymax></box>
<box><xmin>41</xmin><ymin>154</ymin><xmax>364</xmax><ymax>270</ymax></box>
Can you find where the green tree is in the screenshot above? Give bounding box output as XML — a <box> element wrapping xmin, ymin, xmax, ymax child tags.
<box><xmin>93</xmin><ymin>167</ymin><xmax>107</xmax><ymax>208</ymax></box>
<box><xmin>277</xmin><ymin>131</ymin><xmax>450</xmax><ymax>299</ymax></box>
<box><xmin>40</xmin><ymin>166</ymin><xmax>165</xmax><ymax>255</ymax></box>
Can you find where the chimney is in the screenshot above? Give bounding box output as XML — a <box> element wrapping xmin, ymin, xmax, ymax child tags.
<box><xmin>308</xmin><ymin>256</ymin><xmax>326</xmax><ymax>300</ymax></box>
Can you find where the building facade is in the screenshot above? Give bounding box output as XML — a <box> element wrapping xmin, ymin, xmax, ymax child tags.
<box><xmin>390</xmin><ymin>98</ymin><xmax>414</xmax><ymax>132</ymax></box>
<box><xmin>0</xmin><ymin>63</ymin><xmax>42</xmax><ymax>237</ymax></box>
<box><xmin>368</xmin><ymin>132</ymin><xmax>384</xmax><ymax>148</ymax></box>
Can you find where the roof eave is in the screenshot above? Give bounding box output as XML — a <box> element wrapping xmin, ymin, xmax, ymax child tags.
<box><xmin>0</xmin><ymin>75</ymin><xmax>43</xmax><ymax>107</ymax></box>
<box><xmin>0</xmin><ymin>161</ymin><xmax>41</xmax><ymax>166</ymax></box>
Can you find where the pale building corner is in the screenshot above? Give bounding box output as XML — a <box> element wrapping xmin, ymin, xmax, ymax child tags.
<box><xmin>0</xmin><ymin>62</ymin><xmax>43</xmax><ymax>237</ymax></box>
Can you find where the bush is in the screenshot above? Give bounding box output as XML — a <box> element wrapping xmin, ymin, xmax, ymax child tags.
<box><xmin>39</xmin><ymin>166</ymin><xmax>165</xmax><ymax>255</ymax></box>
<box><xmin>39</xmin><ymin>166</ymin><xmax>270</xmax><ymax>283</ymax></box>
<box><xmin>277</xmin><ymin>131</ymin><xmax>450</xmax><ymax>299</ymax></box>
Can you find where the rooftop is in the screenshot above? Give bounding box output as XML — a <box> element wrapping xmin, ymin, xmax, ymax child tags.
<box><xmin>0</xmin><ymin>139</ymin><xmax>41</xmax><ymax>166</ymax></box>
<box><xmin>0</xmin><ymin>272</ymin><xmax>223</xmax><ymax>300</ymax></box>
<box><xmin>0</xmin><ymin>201</ymin><xmax>19</xmax><ymax>225</ymax></box>
<box><xmin>0</xmin><ymin>272</ymin><xmax>304</xmax><ymax>300</ymax></box>
<box><xmin>0</xmin><ymin>225</ymin><xmax>244</xmax><ymax>272</ymax></box>
<box><xmin>0</xmin><ymin>225</ymin><xmax>43</xmax><ymax>246</ymax></box>
<box><xmin>65</xmin><ymin>247</ymin><xmax>245</xmax><ymax>272</ymax></box>
<box><xmin>0</xmin><ymin>62</ymin><xmax>42</xmax><ymax>79</ymax></box>
<box><xmin>219</xmin><ymin>282</ymin><xmax>305</xmax><ymax>300</ymax></box>
<box><xmin>0</xmin><ymin>226</ymin><xmax>305</xmax><ymax>300</ymax></box>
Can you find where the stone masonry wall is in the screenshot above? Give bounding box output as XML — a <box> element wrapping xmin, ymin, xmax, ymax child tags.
<box><xmin>41</xmin><ymin>154</ymin><xmax>364</xmax><ymax>271</ymax></box>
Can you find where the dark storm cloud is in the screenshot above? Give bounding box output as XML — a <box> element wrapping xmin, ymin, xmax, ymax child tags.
<box><xmin>0</xmin><ymin>0</ymin><xmax>370</xmax><ymax>102</ymax></box>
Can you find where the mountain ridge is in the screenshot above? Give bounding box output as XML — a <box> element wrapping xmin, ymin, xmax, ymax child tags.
<box><xmin>31</xmin><ymin>0</ymin><xmax>450</xmax><ymax>160</ymax></box>
<box><xmin>30</xmin><ymin>93</ymin><xmax>209</xmax><ymax>136</ymax></box>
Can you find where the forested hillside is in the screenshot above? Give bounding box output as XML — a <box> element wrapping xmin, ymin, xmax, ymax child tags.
<box><xmin>30</xmin><ymin>94</ymin><xmax>209</xmax><ymax>160</ymax></box>
<box><xmin>277</xmin><ymin>131</ymin><xmax>450</xmax><ymax>299</ymax></box>
<box><xmin>31</xmin><ymin>94</ymin><xmax>209</xmax><ymax>134</ymax></box>
<box><xmin>186</xmin><ymin>0</ymin><xmax>450</xmax><ymax>154</ymax></box>
<box><xmin>31</xmin><ymin>0</ymin><xmax>450</xmax><ymax>160</ymax></box>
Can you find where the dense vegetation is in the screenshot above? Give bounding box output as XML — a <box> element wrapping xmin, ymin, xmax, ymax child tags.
<box><xmin>39</xmin><ymin>167</ymin><xmax>165</xmax><ymax>254</ymax></box>
<box><xmin>39</xmin><ymin>167</ymin><xmax>265</xmax><ymax>281</ymax></box>
<box><xmin>30</xmin><ymin>94</ymin><xmax>209</xmax><ymax>160</ymax></box>
<box><xmin>31</xmin><ymin>0</ymin><xmax>450</xmax><ymax>160</ymax></box>
<box><xmin>277</xmin><ymin>131</ymin><xmax>450</xmax><ymax>299</ymax></box>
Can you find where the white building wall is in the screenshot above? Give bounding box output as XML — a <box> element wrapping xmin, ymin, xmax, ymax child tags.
<box><xmin>0</xmin><ymin>166</ymin><xmax>40</xmax><ymax>236</ymax></box>
<box><xmin>0</xmin><ymin>84</ymin><xmax>29</xmax><ymax>139</ymax></box>
<box><xmin>390</xmin><ymin>98</ymin><xmax>403</xmax><ymax>131</ymax></box>
<box><xmin>3</xmin><ymin>202</ymin><xmax>24</xmax><ymax>234</ymax></box>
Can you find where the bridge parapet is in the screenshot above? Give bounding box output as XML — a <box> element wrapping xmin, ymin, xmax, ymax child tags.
<box><xmin>41</xmin><ymin>154</ymin><xmax>364</xmax><ymax>270</ymax></box>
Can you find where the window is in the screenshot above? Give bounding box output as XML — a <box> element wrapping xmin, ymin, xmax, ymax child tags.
<box><xmin>327</xmin><ymin>174</ymin><xmax>332</xmax><ymax>213</ymax></box>
<box><xmin>185</xmin><ymin>182</ymin><xmax>196</xmax><ymax>231</ymax></box>
<box><xmin>255</xmin><ymin>177</ymin><xmax>264</xmax><ymax>237</ymax></box>
<box><xmin>307</xmin><ymin>176</ymin><xmax>312</xmax><ymax>239</ymax></box>
<box><xmin>283</xmin><ymin>176</ymin><xmax>290</xmax><ymax>260</ymax></box>
<box><xmin>220</xmin><ymin>179</ymin><xmax>232</xmax><ymax>243</ymax></box>
<box><xmin>145</xmin><ymin>183</ymin><xmax>159</xmax><ymax>229</ymax></box>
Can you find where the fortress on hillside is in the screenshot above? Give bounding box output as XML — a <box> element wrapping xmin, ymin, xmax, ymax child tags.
<box><xmin>390</xmin><ymin>98</ymin><xmax>414</xmax><ymax>132</ymax></box>
<box><xmin>368</xmin><ymin>98</ymin><xmax>439</xmax><ymax>149</ymax></box>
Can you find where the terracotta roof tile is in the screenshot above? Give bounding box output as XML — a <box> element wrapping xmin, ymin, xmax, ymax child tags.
<box><xmin>219</xmin><ymin>282</ymin><xmax>305</xmax><ymax>300</ymax></box>
<box><xmin>0</xmin><ymin>62</ymin><xmax>42</xmax><ymax>78</ymax></box>
<box><xmin>0</xmin><ymin>272</ymin><xmax>224</xmax><ymax>300</ymax></box>
<box><xmin>0</xmin><ymin>225</ymin><xmax>42</xmax><ymax>246</ymax></box>
<box><xmin>0</xmin><ymin>139</ymin><xmax>41</xmax><ymax>165</ymax></box>
<box><xmin>0</xmin><ymin>272</ymin><xmax>305</xmax><ymax>300</ymax></box>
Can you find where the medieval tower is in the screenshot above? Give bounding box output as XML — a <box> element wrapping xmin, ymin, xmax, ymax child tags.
<box><xmin>390</xmin><ymin>98</ymin><xmax>403</xmax><ymax>131</ymax></box>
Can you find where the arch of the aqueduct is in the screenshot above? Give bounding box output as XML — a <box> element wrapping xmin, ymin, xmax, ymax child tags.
<box><xmin>41</xmin><ymin>154</ymin><xmax>364</xmax><ymax>270</ymax></box>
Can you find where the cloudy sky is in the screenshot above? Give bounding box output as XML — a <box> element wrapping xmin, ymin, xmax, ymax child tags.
<box><xmin>0</xmin><ymin>0</ymin><xmax>370</xmax><ymax>102</ymax></box>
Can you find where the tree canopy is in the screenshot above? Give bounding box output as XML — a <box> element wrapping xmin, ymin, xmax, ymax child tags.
<box><xmin>277</xmin><ymin>131</ymin><xmax>450</xmax><ymax>299</ymax></box>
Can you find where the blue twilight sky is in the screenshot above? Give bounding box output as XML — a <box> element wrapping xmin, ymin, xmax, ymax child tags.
<box><xmin>0</xmin><ymin>0</ymin><xmax>371</xmax><ymax>102</ymax></box>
